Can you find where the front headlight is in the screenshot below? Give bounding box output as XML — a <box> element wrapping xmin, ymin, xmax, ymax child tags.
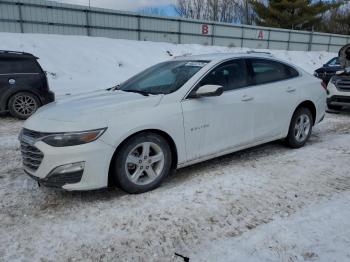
<box><xmin>41</xmin><ymin>128</ymin><xmax>107</xmax><ymax>147</ymax></box>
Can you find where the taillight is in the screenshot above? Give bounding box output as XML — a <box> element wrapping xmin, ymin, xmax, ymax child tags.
<box><xmin>321</xmin><ymin>81</ymin><xmax>327</xmax><ymax>90</ymax></box>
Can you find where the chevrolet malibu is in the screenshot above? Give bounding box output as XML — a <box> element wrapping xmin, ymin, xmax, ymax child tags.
<box><xmin>19</xmin><ymin>53</ymin><xmax>326</xmax><ymax>193</ymax></box>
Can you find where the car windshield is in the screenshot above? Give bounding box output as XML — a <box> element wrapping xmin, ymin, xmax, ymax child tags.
<box><xmin>327</xmin><ymin>57</ymin><xmax>339</xmax><ymax>66</ymax></box>
<box><xmin>118</xmin><ymin>60</ymin><xmax>209</xmax><ymax>95</ymax></box>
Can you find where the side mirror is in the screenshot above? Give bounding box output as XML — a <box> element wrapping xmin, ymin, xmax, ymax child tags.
<box><xmin>189</xmin><ymin>84</ymin><xmax>223</xmax><ymax>98</ymax></box>
<box><xmin>323</xmin><ymin>64</ymin><xmax>328</xmax><ymax>67</ymax></box>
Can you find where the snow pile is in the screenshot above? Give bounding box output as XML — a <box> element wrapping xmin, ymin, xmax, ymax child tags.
<box><xmin>0</xmin><ymin>32</ymin><xmax>336</xmax><ymax>96</ymax></box>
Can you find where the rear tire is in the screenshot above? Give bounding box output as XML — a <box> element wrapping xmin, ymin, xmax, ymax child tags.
<box><xmin>327</xmin><ymin>104</ymin><xmax>342</xmax><ymax>111</ymax></box>
<box><xmin>8</xmin><ymin>92</ymin><xmax>40</xmax><ymax>119</ymax></box>
<box><xmin>286</xmin><ymin>107</ymin><xmax>313</xmax><ymax>148</ymax></box>
<box><xmin>112</xmin><ymin>132</ymin><xmax>172</xmax><ymax>194</ymax></box>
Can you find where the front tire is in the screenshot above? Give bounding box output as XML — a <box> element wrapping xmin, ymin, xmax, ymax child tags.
<box><xmin>286</xmin><ymin>107</ymin><xmax>313</xmax><ymax>148</ymax></box>
<box><xmin>112</xmin><ymin>132</ymin><xmax>172</xmax><ymax>194</ymax></box>
<box><xmin>8</xmin><ymin>92</ymin><xmax>40</xmax><ymax>119</ymax></box>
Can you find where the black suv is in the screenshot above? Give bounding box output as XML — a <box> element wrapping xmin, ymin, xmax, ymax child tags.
<box><xmin>314</xmin><ymin>57</ymin><xmax>342</xmax><ymax>83</ymax></box>
<box><xmin>0</xmin><ymin>50</ymin><xmax>55</xmax><ymax>119</ymax></box>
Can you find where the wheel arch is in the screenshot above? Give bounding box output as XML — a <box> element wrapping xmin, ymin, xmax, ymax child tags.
<box><xmin>6</xmin><ymin>90</ymin><xmax>42</xmax><ymax>110</ymax></box>
<box><xmin>293</xmin><ymin>100</ymin><xmax>317</xmax><ymax>125</ymax></box>
<box><xmin>107</xmin><ymin>129</ymin><xmax>178</xmax><ymax>187</ymax></box>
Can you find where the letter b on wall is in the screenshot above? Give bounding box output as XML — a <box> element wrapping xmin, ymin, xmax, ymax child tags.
<box><xmin>201</xmin><ymin>24</ymin><xmax>212</xmax><ymax>35</ymax></box>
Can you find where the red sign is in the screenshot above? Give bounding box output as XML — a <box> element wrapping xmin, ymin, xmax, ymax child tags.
<box><xmin>257</xmin><ymin>30</ymin><xmax>264</xmax><ymax>39</ymax></box>
<box><xmin>202</xmin><ymin>24</ymin><xmax>209</xmax><ymax>35</ymax></box>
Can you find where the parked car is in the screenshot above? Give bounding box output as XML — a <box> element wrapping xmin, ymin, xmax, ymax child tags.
<box><xmin>325</xmin><ymin>44</ymin><xmax>350</xmax><ymax>110</ymax></box>
<box><xmin>19</xmin><ymin>52</ymin><xmax>326</xmax><ymax>193</ymax></box>
<box><xmin>326</xmin><ymin>73</ymin><xmax>350</xmax><ymax>110</ymax></box>
<box><xmin>0</xmin><ymin>50</ymin><xmax>55</xmax><ymax>119</ymax></box>
<box><xmin>314</xmin><ymin>57</ymin><xmax>342</xmax><ymax>83</ymax></box>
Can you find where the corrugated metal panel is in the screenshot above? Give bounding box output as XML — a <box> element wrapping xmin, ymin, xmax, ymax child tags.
<box><xmin>214</xmin><ymin>37</ymin><xmax>241</xmax><ymax>47</ymax></box>
<box><xmin>329</xmin><ymin>45</ymin><xmax>341</xmax><ymax>53</ymax></box>
<box><xmin>21</xmin><ymin>6</ymin><xmax>86</xmax><ymax>25</ymax></box>
<box><xmin>242</xmin><ymin>39</ymin><xmax>268</xmax><ymax>49</ymax></box>
<box><xmin>290</xmin><ymin>32</ymin><xmax>310</xmax><ymax>43</ymax></box>
<box><xmin>181</xmin><ymin>21</ymin><xmax>206</xmax><ymax>35</ymax></box>
<box><xmin>270</xmin><ymin>31</ymin><xmax>289</xmax><ymax>41</ymax></box>
<box><xmin>311</xmin><ymin>44</ymin><xmax>328</xmax><ymax>51</ymax></box>
<box><xmin>330</xmin><ymin>36</ymin><xmax>348</xmax><ymax>46</ymax></box>
<box><xmin>181</xmin><ymin>35</ymin><xmax>211</xmax><ymax>45</ymax></box>
<box><xmin>0</xmin><ymin>21</ymin><xmax>21</xmax><ymax>32</ymax></box>
<box><xmin>23</xmin><ymin>23</ymin><xmax>86</xmax><ymax>35</ymax></box>
<box><xmin>140</xmin><ymin>17</ymin><xmax>178</xmax><ymax>33</ymax></box>
<box><xmin>312</xmin><ymin>34</ymin><xmax>329</xmax><ymax>44</ymax></box>
<box><xmin>90</xmin><ymin>12</ymin><xmax>137</xmax><ymax>29</ymax></box>
<box><xmin>288</xmin><ymin>42</ymin><xmax>308</xmax><ymax>51</ymax></box>
<box><xmin>269</xmin><ymin>41</ymin><xmax>288</xmax><ymax>50</ymax></box>
<box><xmin>243</xmin><ymin>28</ymin><xmax>269</xmax><ymax>40</ymax></box>
<box><xmin>90</xmin><ymin>28</ymin><xmax>138</xmax><ymax>40</ymax></box>
<box><xmin>215</xmin><ymin>25</ymin><xmax>241</xmax><ymax>38</ymax></box>
<box><xmin>0</xmin><ymin>2</ymin><xmax>20</xmax><ymax>19</ymax></box>
<box><xmin>140</xmin><ymin>32</ymin><xmax>178</xmax><ymax>43</ymax></box>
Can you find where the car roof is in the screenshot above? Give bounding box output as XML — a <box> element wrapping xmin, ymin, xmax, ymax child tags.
<box><xmin>173</xmin><ymin>51</ymin><xmax>274</xmax><ymax>61</ymax></box>
<box><xmin>0</xmin><ymin>50</ymin><xmax>38</xmax><ymax>59</ymax></box>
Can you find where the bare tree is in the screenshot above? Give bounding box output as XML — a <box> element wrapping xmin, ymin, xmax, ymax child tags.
<box><xmin>175</xmin><ymin>0</ymin><xmax>247</xmax><ymax>23</ymax></box>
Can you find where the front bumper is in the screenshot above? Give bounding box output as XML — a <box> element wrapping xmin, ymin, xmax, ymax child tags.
<box><xmin>21</xmin><ymin>139</ymin><xmax>115</xmax><ymax>190</ymax></box>
<box><xmin>327</xmin><ymin>82</ymin><xmax>350</xmax><ymax>107</ymax></box>
<box><xmin>327</xmin><ymin>96</ymin><xmax>350</xmax><ymax>106</ymax></box>
<box><xmin>25</xmin><ymin>167</ymin><xmax>83</xmax><ymax>188</ymax></box>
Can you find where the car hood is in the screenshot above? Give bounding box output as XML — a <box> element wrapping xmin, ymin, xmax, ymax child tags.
<box><xmin>24</xmin><ymin>90</ymin><xmax>163</xmax><ymax>132</ymax></box>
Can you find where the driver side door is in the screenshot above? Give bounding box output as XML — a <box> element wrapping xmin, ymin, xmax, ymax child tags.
<box><xmin>181</xmin><ymin>59</ymin><xmax>255</xmax><ymax>162</ymax></box>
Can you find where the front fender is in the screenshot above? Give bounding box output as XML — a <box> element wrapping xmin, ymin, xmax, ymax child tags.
<box><xmin>102</xmin><ymin>103</ymin><xmax>187</xmax><ymax>165</ymax></box>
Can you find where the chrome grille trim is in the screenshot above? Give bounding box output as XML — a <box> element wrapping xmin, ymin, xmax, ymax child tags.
<box><xmin>335</xmin><ymin>77</ymin><xmax>350</xmax><ymax>92</ymax></box>
<box><xmin>20</xmin><ymin>141</ymin><xmax>44</xmax><ymax>172</ymax></box>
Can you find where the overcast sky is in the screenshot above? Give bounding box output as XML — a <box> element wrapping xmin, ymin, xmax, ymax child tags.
<box><xmin>55</xmin><ymin>0</ymin><xmax>176</xmax><ymax>11</ymax></box>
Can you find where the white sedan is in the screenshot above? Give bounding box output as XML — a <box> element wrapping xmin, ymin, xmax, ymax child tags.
<box><xmin>19</xmin><ymin>52</ymin><xmax>326</xmax><ymax>193</ymax></box>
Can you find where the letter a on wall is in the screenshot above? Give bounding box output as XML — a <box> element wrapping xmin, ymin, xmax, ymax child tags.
<box><xmin>257</xmin><ymin>30</ymin><xmax>264</xmax><ymax>40</ymax></box>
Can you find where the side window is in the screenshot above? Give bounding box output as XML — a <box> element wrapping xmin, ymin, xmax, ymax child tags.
<box><xmin>0</xmin><ymin>58</ymin><xmax>41</xmax><ymax>74</ymax></box>
<box><xmin>198</xmin><ymin>59</ymin><xmax>249</xmax><ymax>91</ymax></box>
<box><xmin>250</xmin><ymin>59</ymin><xmax>298</xmax><ymax>85</ymax></box>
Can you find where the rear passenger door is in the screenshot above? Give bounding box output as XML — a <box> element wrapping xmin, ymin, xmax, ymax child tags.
<box><xmin>247</xmin><ymin>58</ymin><xmax>301</xmax><ymax>141</ymax></box>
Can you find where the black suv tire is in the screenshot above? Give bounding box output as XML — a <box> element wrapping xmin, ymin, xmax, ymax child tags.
<box><xmin>8</xmin><ymin>92</ymin><xmax>40</xmax><ymax>119</ymax></box>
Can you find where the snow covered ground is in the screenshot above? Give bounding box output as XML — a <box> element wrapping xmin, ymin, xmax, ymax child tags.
<box><xmin>0</xmin><ymin>33</ymin><xmax>349</xmax><ymax>261</ymax></box>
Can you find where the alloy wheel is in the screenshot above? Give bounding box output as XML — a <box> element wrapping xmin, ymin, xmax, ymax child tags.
<box><xmin>294</xmin><ymin>114</ymin><xmax>311</xmax><ymax>143</ymax></box>
<box><xmin>125</xmin><ymin>142</ymin><xmax>165</xmax><ymax>185</ymax></box>
<box><xmin>13</xmin><ymin>95</ymin><xmax>37</xmax><ymax>117</ymax></box>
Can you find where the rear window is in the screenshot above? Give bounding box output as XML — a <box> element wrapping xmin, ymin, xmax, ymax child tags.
<box><xmin>0</xmin><ymin>58</ymin><xmax>42</xmax><ymax>74</ymax></box>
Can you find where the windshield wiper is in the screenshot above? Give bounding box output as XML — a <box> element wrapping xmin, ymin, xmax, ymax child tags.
<box><xmin>122</xmin><ymin>90</ymin><xmax>151</xmax><ymax>96</ymax></box>
<box><xmin>107</xmin><ymin>84</ymin><xmax>120</xmax><ymax>91</ymax></box>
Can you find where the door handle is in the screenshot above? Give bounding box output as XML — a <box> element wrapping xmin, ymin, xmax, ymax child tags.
<box><xmin>241</xmin><ymin>95</ymin><xmax>254</xmax><ymax>102</ymax></box>
<box><xmin>286</xmin><ymin>87</ymin><xmax>296</xmax><ymax>93</ymax></box>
